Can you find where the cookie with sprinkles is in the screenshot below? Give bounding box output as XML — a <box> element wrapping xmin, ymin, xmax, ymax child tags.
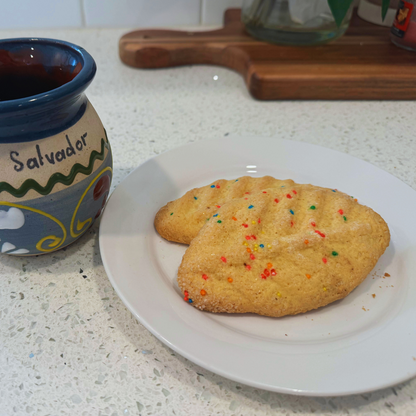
<box><xmin>154</xmin><ymin>176</ymin><xmax>296</xmax><ymax>244</ymax></box>
<box><xmin>177</xmin><ymin>185</ymin><xmax>390</xmax><ymax>317</ymax></box>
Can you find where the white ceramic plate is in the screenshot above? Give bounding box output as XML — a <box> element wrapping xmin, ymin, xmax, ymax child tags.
<box><xmin>99</xmin><ymin>136</ymin><xmax>416</xmax><ymax>396</ymax></box>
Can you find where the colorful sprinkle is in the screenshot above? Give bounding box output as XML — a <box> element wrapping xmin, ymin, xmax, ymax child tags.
<box><xmin>277</xmin><ymin>292</ymin><xmax>282</xmax><ymax>297</ymax></box>
<box><xmin>251</xmin><ymin>235</ymin><xmax>257</xmax><ymax>240</ymax></box>
<box><xmin>270</xmin><ymin>269</ymin><xmax>276</xmax><ymax>276</ymax></box>
<box><xmin>245</xmin><ymin>192</ymin><xmax>250</xmax><ymax>195</ymax></box>
<box><xmin>200</xmin><ymin>289</ymin><xmax>206</xmax><ymax>296</ymax></box>
<box><xmin>247</xmin><ymin>248</ymin><xmax>251</xmax><ymax>253</ymax></box>
<box><xmin>310</xmin><ymin>205</ymin><xmax>316</xmax><ymax>210</ymax></box>
<box><xmin>304</xmin><ymin>239</ymin><xmax>309</xmax><ymax>245</ymax></box>
<box><xmin>194</xmin><ymin>196</ymin><xmax>198</xmax><ymax>200</ymax></box>
<box><xmin>246</xmin><ymin>265</ymin><xmax>251</xmax><ymax>271</ymax></box>
<box><xmin>315</xmin><ymin>230</ymin><xmax>325</xmax><ymax>238</ymax></box>
<box><xmin>245</xmin><ymin>235</ymin><xmax>251</xmax><ymax>240</ymax></box>
<box><xmin>188</xmin><ymin>299</ymin><xmax>193</xmax><ymax>303</ymax></box>
<box><xmin>250</xmin><ymin>254</ymin><xmax>255</xmax><ymax>260</ymax></box>
<box><xmin>184</xmin><ymin>291</ymin><xmax>189</xmax><ymax>296</ymax></box>
<box><xmin>267</xmin><ymin>263</ymin><xmax>273</xmax><ymax>269</ymax></box>
<box><xmin>292</xmin><ymin>190</ymin><xmax>297</xmax><ymax>194</ymax></box>
<box><xmin>263</xmin><ymin>191</ymin><xmax>267</xmax><ymax>193</ymax></box>
<box><xmin>202</xmin><ymin>274</ymin><xmax>208</xmax><ymax>280</ymax></box>
<box><xmin>338</xmin><ymin>209</ymin><xmax>344</xmax><ymax>215</ymax></box>
<box><xmin>264</xmin><ymin>269</ymin><xmax>270</xmax><ymax>277</ymax></box>
<box><xmin>267</xmin><ymin>244</ymin><xmax>272</xmax><ymax>249</ymax></box>
<box><xmin>332</xmin><ymin>190</ymin><xmax>336</xmax><ymax>192</ymax></box>
<box><xmin>235</xmin><ymin>179</ymin><xmax>239</xmax><ymax>182</ymax></box>
<box><xmin>216</xmin><ymin>185</ymin><xmax>220</xmax><ymax>188</ymax></box>
<box><xmin>221</xmin><ymin>256</ymin><xmax>227</xmax><ymax>263</ymax></box>
<box><xmin>286</xmin><ymin>194</ymin><xmax>292</xmax><ymax>199</ymax></box>
<box><xmin>211</xmin><ymin>185</ymin><xmax>215</xmax><ymax>188</ymax></box>
<box><xmin>248</xmin><ymin>205</ymin><xmax>254</xmax><ymax>209</ymax></box>
<box><xmin>228</xmin><ymin>277</ymin><xmax>233</xmax><ymax>283</ymax></box>
<box><xmin>29</xmin><ymin>353</ymin><xmax>34</xmax><ymax>358</ymax></box>
<box><xmin>354</xmin><ymin>198</ymin><xmax>358</xmax><ymax>202</ymax></box>
<box><xmin>254</xmin><ymin>244</ymin><xmax>258</xmax><ymax>248</ymax></box>
<box><xmin>261</xmin><ymin>274</ymin><xmax>266</xmax><ymax>279</ymax></box>
<box><xmin>274</xmin><ymin>198</ymin><xmax>279</xmax><ymax>203</ymax></box>
<box><xmin>216</xmin><ymin>205</ymin><xmax>221</xmax><ymax>208</ymax></box>
<box><xmin>258</xmin><ymin>218</ymin><xmax>261</xmax><ymax>223</ymax></box>
<box><xmin>323</xmin><ymin>287</ymin><xmax>327</xmax><ymax>291</ymax></box>
<box><xmin>243</xmin><ymin>241</ymin><xmax>248</xmax><ymax>246</ymax></box>
<box><xmin>306</xmin><ymin>274</ymin><xmax>311</xmax><ymax>279</ymax></box>
<box><xmin>289</xmin><ymin>209</ymin><xmax>294</xmax><ymax>215</ymax></box>
<box><xmin>311</xmin><ymin>221</ymin><xmax>316</xmax><ymax>227</ymax></box>
<box><xmin>232</xmin><ymin>216</ymin><xmax>237</xmax><ymax>221</ymax></box>
<box><xmin>206</xmin><ymin>218</ymin><xmax>210</xmax><ymax>221</ymax></box>
<box><xmin>213</xmin><ymin>214</ymin><xmax>218</xmax><ymax>217</ymax></box>
<box><xmin>244</xmin><ymin>198</ymin><xmax>248</xmax><ymax>200</ymax></box>
<box><xmin>343</xmin><ymin>216</ymin><xmax>347</xmax><ymax>221</ymax></box>
<box><xmin>260</xmin><ymin>244</ymin><xmax>264</xmax><ymax>248</ymax></box>
<box><xmin>251</xmin><ymin>220</ymin><xmax>256</xmax><ymax>225</ymax></box>
<box><xmin>217</xmin><ymin>220</ymin><xmax>222</xmax><ymax>223</ymax></box>
<box><xmin>332</xmin><ymin>251</ymin><xmax>338</xmax><ymax>256</ymax></box>
<box><xmin>242</xmin><ymin>223</ymin><xmax>248</xmax><ymax>228</ymax></box>
<box><xmin>322</xmin><ymin>258</ymin><xmax>327</xmax><ymax>264</ymax></box>
<box><xmin>170</xmin><ymin>212</ymin><xmax>173</xmax><ymax>215</ymax></box>
<box><xmin>290</xmin><ymin>220</ymin><xmax>294</xmax><ymax>227</ymax></box>
<box><xmin>253</xmin><ymin>247</ymin><xmax>258</xmax><ymax>251</ymax></box>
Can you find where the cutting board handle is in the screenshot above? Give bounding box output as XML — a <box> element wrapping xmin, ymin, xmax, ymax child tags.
<box><xmin>119</xmin><ymin>9</ymin><xmax>248</xmax><ymax>69</ymax></box>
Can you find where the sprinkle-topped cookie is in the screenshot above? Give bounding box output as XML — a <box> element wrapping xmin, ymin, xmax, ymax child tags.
<box><xmin>154</xmin><ymin>176</ymin><xmax>297</xmax><ymax>244</ymax></box>
<box><xmin>177</xmin><ymin>184</ymin><xmax>390</xmax><ymax>317</ymax></box>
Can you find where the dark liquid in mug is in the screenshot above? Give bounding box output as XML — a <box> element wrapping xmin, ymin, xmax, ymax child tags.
<box><xmin>0</xmin><ymin>73</ymin><xmax>63</xmax><ymax>101</ymax></box>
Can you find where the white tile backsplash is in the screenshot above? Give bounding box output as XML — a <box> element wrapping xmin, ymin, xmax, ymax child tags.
<box><xmin>201</xmin><ymin>0</ymin><xmax>360</xmax><ymax>25</ymax></box>
<box><xmin>83</xmin><ymin>0</ymin><xmax>201</xmax><ymax>27</ymax></box>
<box><xmin>202</xmin><ymin>0</ymin><xmax>244</xmax><ymax>25</ymax></box>
<box><xmin>0</xmin><ymin>0</ymin><xmax>83</xmax><ymax>29</ymax></box>
<box><xmin>0</xmin><ymin>0</ymin><xmax>362</xmax><ymax>29</ymax></box>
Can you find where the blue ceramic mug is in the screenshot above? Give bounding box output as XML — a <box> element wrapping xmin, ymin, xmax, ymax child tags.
<box><xmin>0</xmin><ymin>38</ymin><xmax>112</xmax><ymax>255</ymax></box>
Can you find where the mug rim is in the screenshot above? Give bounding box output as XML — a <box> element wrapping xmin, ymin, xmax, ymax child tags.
<box><xmin>0</xmin><ymin>37</ymin><xmax>96</xmax><ymax>113</ymax></box>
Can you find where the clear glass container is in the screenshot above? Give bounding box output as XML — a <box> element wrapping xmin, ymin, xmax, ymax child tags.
<box><xmin>242</xmin><ymin>0</ymin><xmax>354</xmax><ymax>46</ymax></box>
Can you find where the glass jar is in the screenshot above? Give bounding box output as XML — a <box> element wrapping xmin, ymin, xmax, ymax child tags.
<box><xmin>390</xmin><ymin>0</ymin><xmax>416</xmax><ymax>51</ymax></box>
<box><xmin>242</xmin><ymin>0</ymin><xmax>354</xmax><ymax>46</ymax></box>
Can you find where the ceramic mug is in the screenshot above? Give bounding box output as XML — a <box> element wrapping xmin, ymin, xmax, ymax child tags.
<box><xmin>0</xmin><ymin>38</ymin><xmax>112</xmax><ymax>256</ymax></box>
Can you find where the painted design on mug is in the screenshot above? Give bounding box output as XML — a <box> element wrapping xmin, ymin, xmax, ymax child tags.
<box><xmin>0</xmin><ymin>207</ymin><xmax>25</xmax><ymax>229</ymax></box>
<box><xmin>0</xmin><ymin>135</ymin><xmax>110</xmax><ymax>198</ymax></box>
<box><xmin>1</xmin><ymin>242</ymin><xmax>29</xmax><ymax>255</ymax></box>
<box><xmin>0</xmin><ymin>202</ymin><xmax>67</xmax><ymax>253</ymax></box>
<box><xmin>70</xmin><ymin>166</ymin><xmax>113</xmax><ymax>238</ymax></box>
<box><xmin>0</xmin><ymin>207</ymin><xmax>30</xmax><ymax>254</ymax></box>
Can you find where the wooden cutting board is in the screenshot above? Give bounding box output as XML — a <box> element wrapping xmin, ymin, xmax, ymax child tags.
<box><xmin>119</xmin><ymin>9</ymin><xmax>416</xmax><ymax>100</ymax></box>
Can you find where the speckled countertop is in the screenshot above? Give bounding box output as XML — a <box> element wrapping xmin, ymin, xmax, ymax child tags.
<box><xmin>1</xmin><ymin>27</ymin><xmax>416</xmax><ymax>416</ymax></box>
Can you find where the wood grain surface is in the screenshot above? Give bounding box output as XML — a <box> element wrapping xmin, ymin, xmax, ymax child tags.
<box><xmin>119</xmin><ymin>9</ymin><xmax>416</xmax><ymax>100</ymax></box>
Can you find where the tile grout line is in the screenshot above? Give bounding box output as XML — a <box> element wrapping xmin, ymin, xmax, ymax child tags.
<box><xmin>199</xmin><ymin>0</ymin><xmax>204</xmax><ymax>25</ymax></box>
<box><xmin>80</xmin><ymin>0</ymin><xmax>87</xmax><ymax>27</ymax></box>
